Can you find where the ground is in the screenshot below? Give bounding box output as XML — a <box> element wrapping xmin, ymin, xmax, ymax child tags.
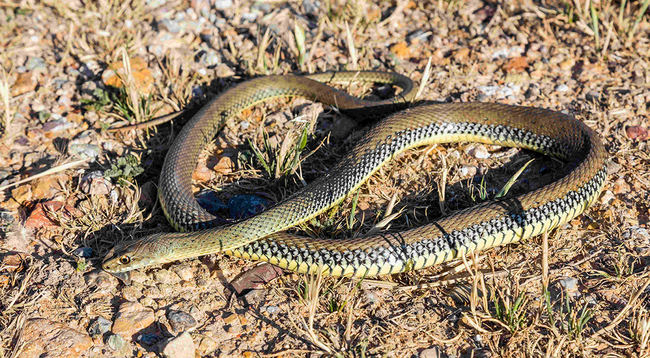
<box><xmin>0</xmin><ymin>0</ymin><xmax>649</xmax><ymax>357</ymax></box>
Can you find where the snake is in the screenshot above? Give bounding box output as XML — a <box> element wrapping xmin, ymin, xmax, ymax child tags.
<box><xmin>102</xmin><ymin>71</ymin><xmax>607</xmax><ymax>279</ymax></box>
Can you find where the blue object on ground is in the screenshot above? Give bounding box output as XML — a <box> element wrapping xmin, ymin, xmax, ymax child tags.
<box><xmin>195</xmin><ymin>190</ymin><xmax>228</xmax><ymax>216</ymax></box>
<box><xmin>228</xmin><ymin>194</ymin><xmax>268</xmax><ymax>219</ymax></box>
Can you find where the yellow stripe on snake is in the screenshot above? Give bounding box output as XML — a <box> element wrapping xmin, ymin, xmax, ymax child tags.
<box><xmin>102</xmin><ymin>72</ymin><xmax>607</xmax><ymax>278</ymax></box>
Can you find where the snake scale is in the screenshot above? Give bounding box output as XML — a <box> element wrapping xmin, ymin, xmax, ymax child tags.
<box><xmin>102</xmin><ymin>71</ymin><xmax>607</xmax><ymax>279</ymax></box>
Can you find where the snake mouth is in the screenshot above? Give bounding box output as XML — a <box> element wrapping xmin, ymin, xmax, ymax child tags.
<box><xmin>107</xmin><ymin>270</ymin><xmax>132</xmax><ymax>285</ymax></box>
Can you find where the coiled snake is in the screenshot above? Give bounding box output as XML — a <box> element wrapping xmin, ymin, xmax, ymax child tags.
<box><xmin>102</xmin><ymin>72</ymin><xmax>607</xmax><ymax>279</ymax></box>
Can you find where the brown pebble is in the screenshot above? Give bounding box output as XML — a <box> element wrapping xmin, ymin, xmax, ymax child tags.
<box><xmin>11</xmin><ymin>72</ymin><xmax>37</xmax><ymax>96</ymax></box>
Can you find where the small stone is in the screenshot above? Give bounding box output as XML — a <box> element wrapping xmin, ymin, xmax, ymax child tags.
<box><xmin>302</xmin><ymin>0</ymin><xmax>319</xmax><ymax>15</ymax></box>
<box><xmin>213</xmin><ymin>0</ymin><xmax>233</xmax><ymax>10</ymax></box>
<box><xmin>25</xmin><ymin>201</ymin><xmax>80</xmax><ymax>229</ymax></box>
<box><xmin>200</xmin><ymin>49</ymin><xmax>219</xmax><ymax>67</ymax></box>
<box><xmin>600</xmin><ymin>190</ymin><xmax>615</xmax><ymax>205</ymax></box>
<box><xmin>265</xmin><ymin>305</ymin><xmax>279</xmax><ymax>314</ymax></box>
<box><xmin>31</xmin><ymin>175</ymin><xmax>62</xmax><ymax>199</ymax></box>
<box><xmin>11</xmin><ymin>72</ymin><xmax>37</xmax><ymax>96</ymax></box>
<box><xmin>74</xmin><ymin>247</ymin><xmax>93</xmax><ymax>258</ymax></box>
<box><xmin>136</xmin><ymin>333</ymin><xmax>161</xmax><ymax>346</ymax></box>
<box><xmin>222</xmin><ymin>312</ymin><xmax>238</xmax><ymax>325</ymax></box>
<box><xmin>555</xmin><ymin>84</ymin><xmax>569</xmax><ymax>92</ymax></box>
<box><xmin>107</xmin><ymin>334</ymin><xmax>130</xmax><ymax>355</ymax></box>
<box><xmin>173</xmin><ymin>266</ymin><xmax>194</xmax><ymax>281</ymax></box>
<box><xmin>197</xmin><ymin>336</ymin><xmax>217</xmax><ymax>356</ymax></box>
<box><xmin>112</xmin><ymin>301</ymin><xmax>155</xmax><ymax>337</ymax></box>
<box><xmin>241</xmin><ymin>12</ymin><xmax>258</xmax><ymax>21</ymax></box>
<box><xmin>453</xmin><ymin>47</ymin><xmax>470</xmax><ymax>62</ymax></box>
<box><xmin>11</xmin><ymin>185</ymin><xmax>32</xmax><ymax>204</ymax></box>
<box><xmin>192</xmin><ymin>165</ymin><xmax>213</xmax><ymax>182</ymax></box>
<box><xmin>80</xmin><ymin>171</ymin><xmax>112</xmax><ymax>196</ymax></box>
<box><xmin>612</xmin><ymin>177</ymin><xmax>630</xmax><ymax>195</ymax></box>
<box><xmin>167</xmin><ymin>310</ymin><xmax>198</xmax><ymax>333</ymax></box>
<box><xmin>459</xmin><ymin>165</ymin><xmax>477</xmax><ymax>177</ymax></box>
<box><xmin>160</xmin><ymin>332</ymin><xmax>195</xmax><ymax>358</ymax></box>
<box><xmin>465</xmin><ymin>144</ymin><xmax>490</xmax><ymax>159</ymax></box>
<box><xmin>25</xmin><ymin>57</ymin><xmax>46</xmax><ymax>71</ymax></box>
<box><xmin>585</xmin><ymin>91</ymin><xmax>600</xmax><ymax>102</ymax></box>
<box><xmin>390</xmin><ymin>42</ymin><xmax>412</xmax><ymax>60</ymax></box>
<box><xmin>19</xmin><ymin>318</ymin><xmax>92</xmax><ymax>358</ymax></box>
<box><xmin>625</xmin><ymin>125</ymin><xmax>648</xmax><ymax>141</ymax></box>
<box><xmin>153</xmin><ymin>269</ymin><xmax>179</xmax><ymax>284</ymax></box>
<box><xmin>102</xmin><ymin>57</ymin><xmax>154</xmax><ymax>95</ymax></box>
<box><xmin>503</xmin><ymin>56</ymin><xmax>528</xmax><ymax>73</ymax></box>
<box><xmin>558</xmin><ymin>277</ymin><xmax>579</xmax><ymax>297</ymax></box>
<box><xmin>215</xmin><ymin>63</ymin><xmax>235</xmax><ymax>77</ymax></box>
<box><xmin>159</xmin><ymin>19</ymin><xmax>181</xmax><ymax>33</ymax></box>
<box><xmin>69</xmin><ymin>143</ymin><xmax>101</xmax><ymax>160</ymax></box>
<box><xmin>88</xmin><ymin>317</ymin><xmax>111</xmax><ymax>336</ymax></box>
<box><xmin>420</xmin><ymin>347</ymin><xmax>443</xmax><ymax>358</ymax></box>
<box><xmin>0</xmin><ymin>210</ymin><xmax>15</xmax><ymax>226</ymax></box>
<box><xmin>212</xmin><ymin>155</ymin><xmax>234</xmax><ymax>174</ymax></box>
<box><xmin>559</xmin><ymin>58</ymin><xmax>574</xmax><ymax>70</ymax></box>
<box><xmin>85</xmin><ymin>271</ymin><xmax>118</xmax><ymax>292</ymax></box>
<box><xmin>42</xmin><ymin>119</ymin><xmax>73</xmax><ymax>133</ymax></box>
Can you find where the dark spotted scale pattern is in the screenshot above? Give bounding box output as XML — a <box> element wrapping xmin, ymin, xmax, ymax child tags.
<box><xmin>102</xmin><ymin>72</ymin><xmax>607</xmax><ymax>276</ymax></box>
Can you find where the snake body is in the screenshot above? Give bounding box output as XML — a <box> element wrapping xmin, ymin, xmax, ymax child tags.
<box><xmin>102</xmin><ymin>72</ymin><xmax>607</xmax><ymax>278</ymax></box>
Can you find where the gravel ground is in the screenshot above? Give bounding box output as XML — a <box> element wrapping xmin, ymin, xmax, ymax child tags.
<box><xmin>0</xmin><ymin>0</ymin><xmax>649</xmax><ymax>357</ymax></box>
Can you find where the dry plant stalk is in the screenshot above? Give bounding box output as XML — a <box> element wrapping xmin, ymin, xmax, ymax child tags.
<box><xmin>0</xmin><ymin>67</ymin><xmax>10</xmax><ymax>138</ymax></box>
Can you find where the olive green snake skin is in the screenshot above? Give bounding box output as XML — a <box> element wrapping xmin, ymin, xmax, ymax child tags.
<box><xmin>102</xmin><ymin>71</ymin><xmax>607</xmax><ymax>278</ymax></box>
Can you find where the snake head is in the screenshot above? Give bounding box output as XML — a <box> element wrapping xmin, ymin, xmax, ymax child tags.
<box><xmin>102</xmin><ymin>234</ymin><xmax>172</xmax><ymax>274</ymax></box>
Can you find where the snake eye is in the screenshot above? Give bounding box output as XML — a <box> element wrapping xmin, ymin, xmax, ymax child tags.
<box><xmin>119</xmin><ymin>255</ymin><xmax>131</xmax><ymax>265</ymax></box>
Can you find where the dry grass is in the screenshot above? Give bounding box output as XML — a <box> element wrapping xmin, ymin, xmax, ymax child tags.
<box><xmin>0</xmin><ymin>0</ymin><xmax>648</xmax><ymax>357</ymax></box>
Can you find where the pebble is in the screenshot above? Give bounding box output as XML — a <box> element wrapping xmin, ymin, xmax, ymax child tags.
<box><xmin>558</xmin><ymin>277</ymin><xmax>580</xmax><ymax>297</ymax></box>
<box><xmin>600</xmin><ymin>190</ymin><xmax>615</xmax><ymax>205</ymax></box>
<box><xmin>420</xmin><ymin>347</ymin><xmax>443</xmax><ymax>358</ymax></box>
<box><xmin>42</xmin><ymin>119</ymin><xmax>73</xmax><ymax>133</ymax></box>
<box><xmin>213</xmin><ymin>0</ymin><xmax>233</xmax><ymax>10</ymax></box>
<box><xmin>197</xmin><ymin>335</ymin><xmax>218</xmax><ymax>356</ymax></box>
<box><xmin>153</xmin><ymin>269</ymin><xmax>180</xmax><ymax>285</ymax></box>
<box><xmin>465</xmin><ymin>144</ymin><xmax>490</xmax><ymax>159</ymax></box>
<box><xmin>112</xmin><ymin>301</ymin><xmax>155</xmax><ymax>337</ymax></box>
<box><xmin>200</xmin><ymin>49</ymin><xmax>220</xmax><ymax>67</ymax></box>
<box><xmin>555</xmin><ymin>84</ymin><xmax>569</xmax><ymax>92</ymax></box>
<box><xmin>173</xmin><ymin>266</ymin><xmax>194</xmax><ymax>281</ymax></box>
<box><xmin>74</xmin><ymin>247</ymin><xmax>93</xmax><ymax>258</ymax></box>
<box><xmin>585</xmin><ymin>91</ymin><xmax>600</xmax><ymax>102</ymax></box>
<box><xmin>80</xmin><ymin>171</ymin><xmax>112</xmax><ymax>196</ymax></box>
<box><xmin>159</xmin><ymin>18</ymin><xmax>181</xmax><ymax>34</ymax></box>
<box><xmin>241</xmin><ymin>12</ymin><xmax>258</xmax><ymax>22</ymax></box>
<box><xmin>84</xmin><ymin>270</ymin><xmax>118</xmax><ymax>292</ymax></box>
<box><xmin>88</xmin><ymin>316</ymin><xmax>112</xmax><ymax>336</ymax></box>
<box><xmin>107</xmin><ymin>334</ymin><xmax>130</xmax><ymax>355</ymax></box>
<box><xmin>265</xmin><ymin>305</ymin><xmax>279</xmax><ymax>314</ymax></box>
<box><xmin>167</xmin><ymin>310</ymin><xmax>198</xmax><ymax>333</ymax></box>
<box><xmin>137</xmin><ymin>333</ymin><xmax>161</xmax><ymax>346</ymax></box>
<box><xmin>160</xmin><ymin>331</ymin><xmax>195</xmax><ymax>358</ymax></box>
<box><xmin>19</xmin><ymin>318</ymin><xmax>92</xmax><ymax>358</ymax></box>
<box><xmin>0</xmin><ymin>210</ymin><xmax>14</xmax><ymax>226</ymax></box>
<box><xmin>212</xmin><ymin>155</ymin><xmax>234</xmax><ymax>174</ymax></box>
<box><xmin>11</xmin><ymin>72</ymin><xmax>37</xmax><ymax>96</ymax></box>
<box><xmin>25</xmin><ymin>57</ymin><xmax>46</xmax><ymax>70</ymax></box>
<box><xmin>302</xmin><ymin>0</ymin><xmax>320</xmax><ymax>16</ymax></box>
<box><xmin>69</xmin><ymin>143</ymin><xmax>101</xmax><ymax>160</ymax></box>
<box><xmin>459</xmin><ymin>165</ymin><xmax>478</xmax><ymax>177</ymax></box>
